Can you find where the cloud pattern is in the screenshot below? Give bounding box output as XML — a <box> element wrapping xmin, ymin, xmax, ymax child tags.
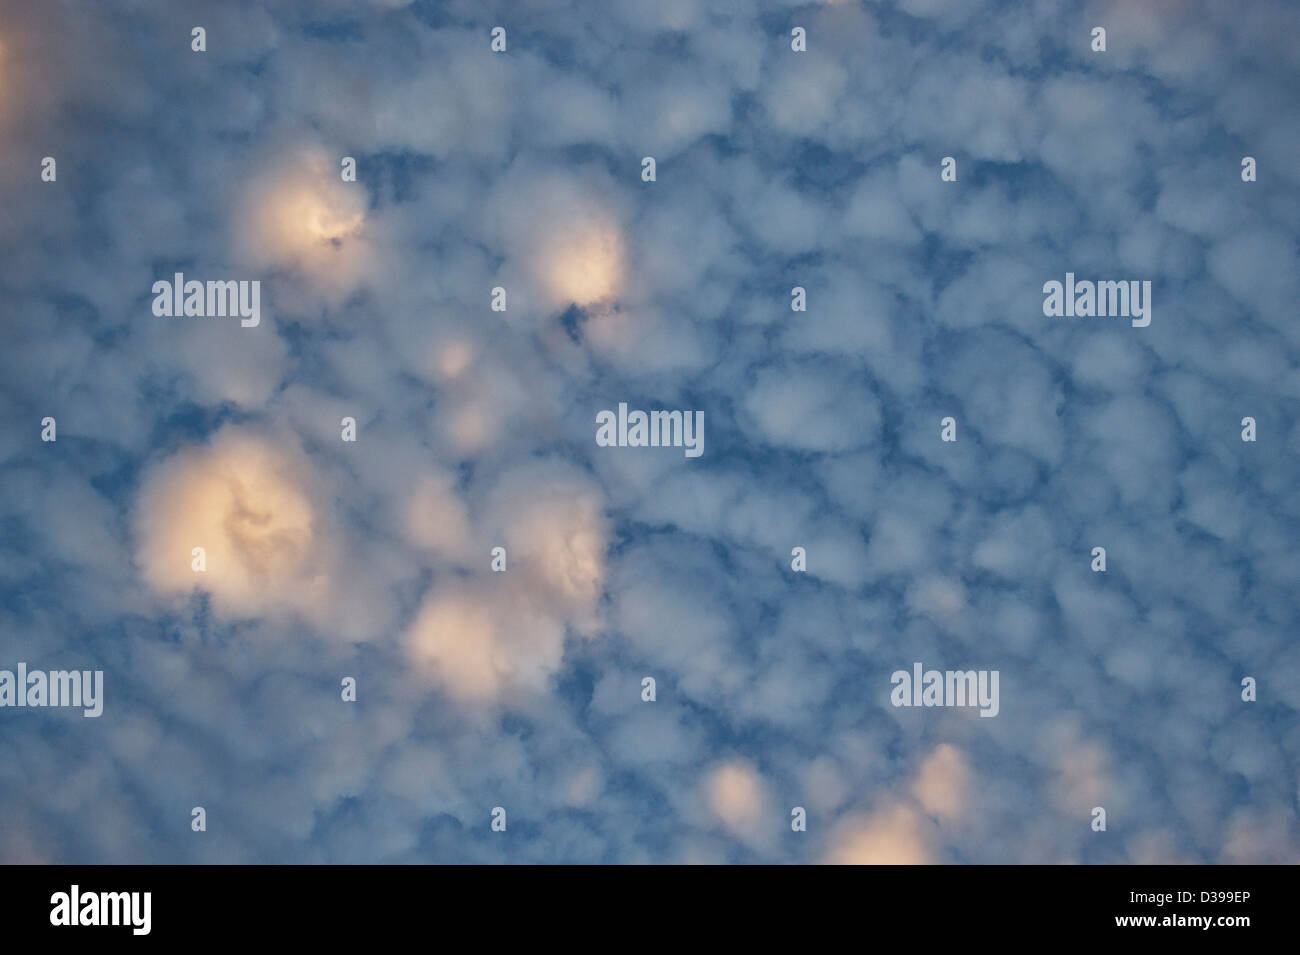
<box><xmin>0</xmin><ymin>0</ymin><xmax>1297</xmax><ymax>864</ymax></box>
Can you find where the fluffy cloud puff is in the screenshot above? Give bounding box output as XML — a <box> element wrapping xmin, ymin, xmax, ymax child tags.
<box><xmin>133</xmin><ymin>428</ymin><xmax>337</xmax><ymax>622</ymax></box>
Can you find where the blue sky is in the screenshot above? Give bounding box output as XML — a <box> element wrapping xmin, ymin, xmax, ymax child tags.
<box><xmin>0</xmin><ymin>0</ymin><xmax>1298</xmax><ymax>863</ymax></box>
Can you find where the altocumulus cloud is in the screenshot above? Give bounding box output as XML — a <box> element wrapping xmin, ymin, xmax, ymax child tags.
<box><xmin>0</xmin><ymin>0</ymin><xmax>1297</xmax><ymax>864</ymax></box>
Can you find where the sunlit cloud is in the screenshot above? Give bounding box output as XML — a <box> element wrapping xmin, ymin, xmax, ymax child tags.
<box><xmin>824</xmin><ymin>743</ymin><xmax>973</xmax><ymax>863</ymax></box>
<box><xmin>289</xmin><ymin>187</ymin><xmax>365</xmax><ymax>244</ymax></box>
<box><xmin>911</xmin><ymin>743</ymin><xmax>970</xmax><ymax>822</ymax></box>
<box><xmin>490</xmin><ymin>166</ymin><xmax>627</xmax><ymax>313</ymax></box>
<box><xmin>432</xmin><ymin>339</ymin><xmax>475</xmax><ymax>382</ymax></box>
<box><xmin>236</xmin><ymin>144</ymin><xmax>370</xmax><ymax>294</ymax></box>
<box><xmin>133</xmin><ymin>429</ymin><xmax>335</xmax><ymax>620</ymax></box>
<box><xmin>705</xmin><ymin>759</ymin><xmax>772</xmax><ymax>845</ymax></box>
<box><xmin>824</xmin><ymin>804</ymin><xmax>936</xmax><ymax>865</ymax></box>
<box><xmin>405</xmin><ymin>583</ymin><xmax>513</xmax><ymax>702</ymax></box>
<box><xmin>404</xmin><ymin>580</ymin><xmax>575</xmax><ymax>703</ymax></box>
<box><xmin>404</xmin><ymin>461</ymin><xmax>609</xmax><ymax>702</ymax></box>
<box><xmin>538</xmin><ymin>217</ymin><xmax>625</xmax><ymax>308</ymax></box>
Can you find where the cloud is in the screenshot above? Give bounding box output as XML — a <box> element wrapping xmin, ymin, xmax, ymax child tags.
<box><xmin>234</xmin><ymin>140</ymin><xmax>374</xmax><ymax>302</ymax></box>
<box><xmin>825</xmin><ymin>804</ymin><xmax>937</xmax><ymax>865</ymax></box>
<box><xmin>1</xmin><ymin>0</ymin><xmax>1297</xmax><ymax>866</ymax></box>
<box><xmin>488</xmin><ymin>164</ymin><xmax>628</xmax><ymax>313</ymax></box>
<box><xmin>704</xmin><ymin>759</ymin><xmax>775</xmax><ymax>849</ymax></box>
<box><xmin>404</xmin><ymin>459</ymin><xmax>608</xmax><ymax>703</ymax></box>
<box><xmin>133</xmin><ymin>429</ymin><xmax>336</xmax><ymax>619</ymax></box>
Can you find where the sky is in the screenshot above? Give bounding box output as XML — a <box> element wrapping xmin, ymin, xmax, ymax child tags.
<box><xmin>0</xmin><ymin>0</ymin><xmax>1298</xmax><ymax>864</ymax></box>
